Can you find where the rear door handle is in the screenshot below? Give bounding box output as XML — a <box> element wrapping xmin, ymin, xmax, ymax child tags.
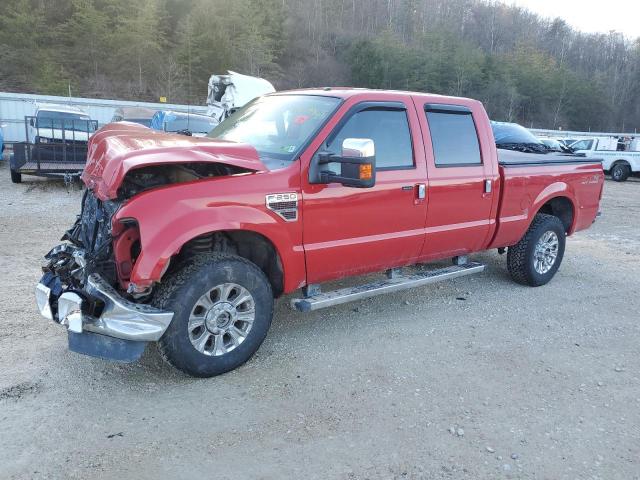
<box><xmin>417</xmin><ymin>183</ymin><xmax>426</xmax><ymax>199</ymax></box>
<box><xmin>484</xmin><ymin>179</ymin><xmax>492</xmax><ymax>193</ymax></box>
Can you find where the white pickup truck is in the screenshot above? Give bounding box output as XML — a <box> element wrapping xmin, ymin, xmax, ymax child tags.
<box><xmin>571</xmin><ymin>138</ymin><xmax>640</xmax><ymax>182</ymax></box>
<box><xmin>28</xmin><ymin>104</ymin><xmax>96</xmax><ymax>144</ymax></box>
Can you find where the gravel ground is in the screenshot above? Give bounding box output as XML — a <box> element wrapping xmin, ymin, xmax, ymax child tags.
<box><xmin>1</xmin><ymin>160</ymin><xmax>639</xmax><ymax>480</ymax></box>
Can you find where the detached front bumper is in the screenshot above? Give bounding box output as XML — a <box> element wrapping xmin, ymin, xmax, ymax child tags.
<box><xmin>36</xmin><ymin>272</ymin><xmax>173</xmax><ymax>362</ymax></box>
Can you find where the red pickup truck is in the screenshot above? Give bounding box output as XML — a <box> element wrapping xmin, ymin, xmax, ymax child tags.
<box><xmin>35</xmin><ymin>89</ymin><xmax>604</xmax><ymax>377</ymax></box>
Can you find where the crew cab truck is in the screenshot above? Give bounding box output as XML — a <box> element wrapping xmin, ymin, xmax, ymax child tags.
<box><xmin>35</xmin><ymin>89</ymin><xmax>604</xmax><ymax>377</ymax></box>
<box><xmin>571</xmin><ymin>137</ymin><xmax>640</xmax><ymax>182</ymax></box>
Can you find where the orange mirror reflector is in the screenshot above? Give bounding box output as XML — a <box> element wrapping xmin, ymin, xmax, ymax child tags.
<box><xmin>359</xmin><ymin>163</ymin><xmax>372</xmax><ymax>180</ymax></box>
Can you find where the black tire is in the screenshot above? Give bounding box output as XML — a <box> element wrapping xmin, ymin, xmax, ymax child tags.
<box><xmin>10</xmin><ymin>169</ymin><xmax>22</xmax><ymax>184</ymax></box>
<box><xmin>610</xmin><ymin>163</ymin><xmax>630</xmax><ymax>182</ymax></box>
<box><xmin>507</xmin><ymin>213</ymin><xmax>566</xmax><ymax>287</ymax></box>
<box><xmin>153</xmin><ymin>253</ymin><xmax>273</xmax><ymax>377</ymax></box>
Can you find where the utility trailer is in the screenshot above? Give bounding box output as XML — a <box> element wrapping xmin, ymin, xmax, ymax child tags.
<box><xmin>9</xmin><ymin>114</ymin><xmax>98</xmax><ymax>183</ymax></box>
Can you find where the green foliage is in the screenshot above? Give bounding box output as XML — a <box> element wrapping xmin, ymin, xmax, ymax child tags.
<box><xmin>0</xmin><ymin>0</ymin><xmax>637</xmax><ymax>131</ymax></box>
<box><xmin>32</xmin><ymin>62</ymin><xmax>71</xmax><ymax>96</ymax></box>
<box><xmin>349</xmin><ymin>39</ymin><xmax>385</xmax><ymax>88</ymax></box>
<box><xmin>0</xmin><ymin>0</ymin><xmax>46</xmax><ymax>89</ymax></box>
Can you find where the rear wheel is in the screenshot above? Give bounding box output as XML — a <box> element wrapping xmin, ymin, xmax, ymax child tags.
<box><xmin>507</xmin><ymin>213</ymin><xmax>566</xmax><ymax>287</ymax></box>
<box><xmin>153</xmin><ymin>253</ymin><xmax>273</xmax><ymax>377</ymax></box>
<box><xmin>10</xmin><ymin>169</ymin><xmax>22</xmax><ymax>184</ymax></box>
<box><xmin>610</xmin><ymin>163</ymin><xmax>630</xmax><ymax>182</ymax></box>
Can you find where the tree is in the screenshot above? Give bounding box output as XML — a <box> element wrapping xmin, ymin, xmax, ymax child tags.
<box><xmin>0</xmin><ymin>0</ymin><xmax>638</xmax><ymax>131</ymax></box>
<box><xmin>0</xmin><ymin>0</ymin><xmax>46</xmax><ymax>91</ymax></box>
<box><xmin>58</xmin><ymin>0</ymin><xmax>109</xmax><ymax>87</ymax></box>
<box><xmin>111</xmin><ymin>0</ymin><xmax>166</xmax><ymax>97</ymax></box>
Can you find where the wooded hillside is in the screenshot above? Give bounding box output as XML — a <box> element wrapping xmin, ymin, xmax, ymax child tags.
<box><xmin>1</xmin><ymin>0</ymin><xmax>638</xmax><ymax>131</ymax></box>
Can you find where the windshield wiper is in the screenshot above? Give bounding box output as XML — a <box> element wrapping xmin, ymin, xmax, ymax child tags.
<box><xmin>497</xmin><ymin>142</ymin><xmax>548</xmax><ymax>154</ymax></box>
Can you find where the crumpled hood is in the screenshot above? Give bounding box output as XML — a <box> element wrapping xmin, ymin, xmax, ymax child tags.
<box><xmin>81</xmin><ymin>122</ymin><xmax>267</xmax><ymax>200</ymax></box>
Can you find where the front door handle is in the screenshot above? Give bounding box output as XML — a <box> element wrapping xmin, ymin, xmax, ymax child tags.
<box><xmin>484</xmin><ymin>179</ymin><xmax>492</xmax><ymax>193</ymax></box>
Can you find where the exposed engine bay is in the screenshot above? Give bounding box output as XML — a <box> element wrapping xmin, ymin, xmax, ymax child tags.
<box><xmin>43</xmin><ymin>191</ymin><xmax>121</xmax><ymax>294</ymax></box>
<box><xmin>116</xmin><ymin>162</ymin><xmax>247</xmax><ymax>199</ymax></box>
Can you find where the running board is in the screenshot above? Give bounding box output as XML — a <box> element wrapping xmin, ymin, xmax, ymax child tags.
<box><xmin>291</xmin><ymin>262</ymin><xmax>485</xmax><ymax>312</ymax></box>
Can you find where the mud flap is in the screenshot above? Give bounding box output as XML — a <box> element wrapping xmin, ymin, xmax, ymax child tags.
<box><xmin>68</xmin><ymin>331</ymin><xmax>147</xmax><ymax>363</ymax></box>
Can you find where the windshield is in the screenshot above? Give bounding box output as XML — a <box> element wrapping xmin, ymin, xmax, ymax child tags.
<box><xmin>36</xmin><ymin>111</ymin><xmax>95</xmax><ymax>132</ymax></box>
<box><xmin>491</xmin><ymin>121</ymin><xmax>543</xmax><ymax>146</ymax></box>
<box><xmin>165</xmin><ymin>116</ymin><xmax>217</xmax><ymax>134</ymax></box>
<box><xmin>208</xmin><ymin>94</ymin><xmax>341</xmax><ymax>167</ymax></box>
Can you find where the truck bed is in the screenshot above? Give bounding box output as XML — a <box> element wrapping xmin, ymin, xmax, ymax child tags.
<box><xmin>490</xmin><ymin>149</ymin><xmax>604</xmax><ymax>249</ymax></box>
<box><xmin>498</xmin><ymin>149</ymin><xmax>602</xmax><ymax>166</ymax></box>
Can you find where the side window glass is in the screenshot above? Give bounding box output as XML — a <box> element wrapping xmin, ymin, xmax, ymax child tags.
<box><xmin>326</xmin><ymin>107</ymin><xmax>414</xmax><ymax>170</ymax></box>
<box><xmin>572</xmin><ymin>139</ymin><xmax>592</xmax><ymax>151</ymax></box>
<box><xmin>426</xmin><ymin>110</ymin><xmax>482</xmax><ymax>166</ymax></box>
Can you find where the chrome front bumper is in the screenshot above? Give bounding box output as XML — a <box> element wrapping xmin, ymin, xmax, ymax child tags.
<box><xmin>35</xmin><ymin>273</ymin><xmax>173</xmax><ymax>342</ymax></box>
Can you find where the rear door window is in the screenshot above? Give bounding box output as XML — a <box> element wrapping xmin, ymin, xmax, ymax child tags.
<box><xmin>425</xmin><ymin>107</ymin><xmax>482</xmax><ymax>166</ymax></box>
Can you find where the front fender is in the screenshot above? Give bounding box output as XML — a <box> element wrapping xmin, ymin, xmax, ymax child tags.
<box><xmin>114</xmin><ymin>181</ymin><xmax>305</xmax><ymax>293</ymax></box>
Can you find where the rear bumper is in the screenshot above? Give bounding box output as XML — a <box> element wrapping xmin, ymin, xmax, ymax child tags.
<box><xmin>36</xmin><ymin>272</ymin><xmax>173</xmax><ymax>362</ymax></box>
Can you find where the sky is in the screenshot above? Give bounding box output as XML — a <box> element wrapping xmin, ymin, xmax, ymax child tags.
<box><xmin>506</xmin><ymin>0</ymin><xmax>639</xmax><ymax>39</ymax></box>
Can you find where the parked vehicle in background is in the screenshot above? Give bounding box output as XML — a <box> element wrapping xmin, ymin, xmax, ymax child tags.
<box><xmin>27</xmin><ymin>104</ymin><xmax>95</xmax><ymax>144</ymax></box>
<box><xmin>570</xmin><ymin>138</ymin><xmax>618</xmax><ymax>152</ymax></box>
<box><xmin>36</xmin><ymin>89</ymin><xmax>604</xmax><ymax>377</ymax></box>
<box><xmin>571</xmin><ymin>138</ymin><xmax>640</xmax><ymax>181</ymax></box>
<box><xmin>10</xmin><ymin>104</ymin><xmax>98</xmax><ymax>183</ymax></box>
<box><xmin>111</xmin><ymin>107</ymin><xmax>156</xmax><ymax>127</ymax></box>
<box><xmin>540</xmin><ymin>138</ymin><xmax>573</xmax><ymax>153</ymax></box>
<box><xmin>150</xmin><ymin>110</ymin><xmax>218</xmax><ymax>137</ymax></box>
<box><xmin>207</xmin><ymin>71</ymin><xmax>275</xmax><ymax>122</ymax></box>
<box><xmin>557</xmin><ymin>138</ymin><xmax>580</xmax><ymax>148</ymax></box>
<box><xmin>0</xmin><ymin>123</ymin><xmax>4</xmax><ymax>157</ymax></box>
<box><xmin>491</xmin><ymin>121</ymin><xmax>549</xmax><ymax>153</ymax></box>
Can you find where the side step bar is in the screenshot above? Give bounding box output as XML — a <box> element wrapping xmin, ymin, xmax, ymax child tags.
<box><xmin>291</xmin><ymin>262</ymin><xmax>485</xmax><ymax>312</ymax></box>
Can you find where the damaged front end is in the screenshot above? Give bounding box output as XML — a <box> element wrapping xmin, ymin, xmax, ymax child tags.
<box><xmin>36</xmin><ymin>121</ymin><xmax>268</xmax><ymax>362</ymax></box>
<box><xmin>36</xmin><ymin>190</ymin><xmax>173</xmax><ymax>362</ymax></box>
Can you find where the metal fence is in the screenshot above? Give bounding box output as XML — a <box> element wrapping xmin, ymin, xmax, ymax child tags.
<box><xmin>0</xmin><ymin>91</ymin><xmax>207</xmax><ymax>143</ymax></box>
<box><xmin>530</xmin><ymin>128</ymin><xmax>638</xmax><ymax>139</ymax></box>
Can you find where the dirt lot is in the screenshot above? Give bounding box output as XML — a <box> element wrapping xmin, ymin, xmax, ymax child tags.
<box><xmin>1</xmin><ymin>160</ymin><xmax>639</xmax><ymax>480</ymax></box>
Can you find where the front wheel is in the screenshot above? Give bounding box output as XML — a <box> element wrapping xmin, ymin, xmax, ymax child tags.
<box><xmin>610</xmin><ymin>163</ymin><xmax>630</xmax><ymax>182</ymax></box>
<box><xmin>507</xmin><ymin>213</ymin><xmax>566</xmax><ymax>287</ymax></box>
<box><xmin>153</xmin><ymin>253</ymin><xmax>274</xmax><ymax>377</ymax></box>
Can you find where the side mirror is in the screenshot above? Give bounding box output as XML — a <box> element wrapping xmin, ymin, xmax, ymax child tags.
<box><xmin>29</xmin><ymin>118</ymin><xmax>35</xmax><ymax>127</ymax></box>
<box><xmin>310</xmin><ymin>138</ymin><xmax>376</xmax><ymax>188</ymax></box>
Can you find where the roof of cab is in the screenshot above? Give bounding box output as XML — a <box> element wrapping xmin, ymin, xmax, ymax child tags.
<box><xmin>269</xmin><ymin>87</ymin><xmax>477</xmax><ymax>104</ymax></box>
